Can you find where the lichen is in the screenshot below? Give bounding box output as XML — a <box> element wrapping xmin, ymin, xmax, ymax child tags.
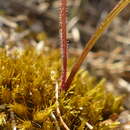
<box><xmin>0</xmin><ymin>48</ymin><xmax>122</xmax><ymax>129</ymax></box>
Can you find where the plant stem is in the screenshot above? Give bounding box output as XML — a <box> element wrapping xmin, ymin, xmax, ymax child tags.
<box><xmin>64</xmin><ymin>0</ymin><xmax>130</xmax><ymax>91</ymax></box>
<box><xmin>55</xmin><ymin>82</ymin><xmax>70</xmax><ymax>130</ymax></box>
<box><xmin>59</xmin><ymin>0</ymin><xmax>68</xmax><ymax>90</ymax></box>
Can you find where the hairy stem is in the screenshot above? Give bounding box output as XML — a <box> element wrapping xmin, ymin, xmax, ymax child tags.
<box><xmin>59</xmin><ymin>0</ymin><xmax>68</xmax><ymax>90</ymax></box>
<box><xmin>64</xmin><ymin>0</ymin><xmax>130</xmax><ymax>91</ymax></box>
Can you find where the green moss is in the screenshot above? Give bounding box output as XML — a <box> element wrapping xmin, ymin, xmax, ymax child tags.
<box><xmin>0</xmin><ymin>48</ymin><xmax>122</xmax><ymax>129</ymax></box>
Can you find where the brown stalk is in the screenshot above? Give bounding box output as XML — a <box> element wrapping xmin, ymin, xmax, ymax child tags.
<box><xmin>59</xmin><ymin>0</ymin><xmax>68</xmax><ymax>90</ymax></box>
<box><xmin>64</xmin><ymin>0</ymin><xmax>130</xmax><ymax>91</ymax></box>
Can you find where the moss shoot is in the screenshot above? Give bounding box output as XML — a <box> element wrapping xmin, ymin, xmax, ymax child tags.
<box><xmin>0</xmin><ymin>48</ymin><xmax>122</xmax><ymax>130</ymax></box>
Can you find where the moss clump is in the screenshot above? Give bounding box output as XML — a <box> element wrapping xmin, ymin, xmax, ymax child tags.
<box><xmin>0</xmin><ymin>48</ymin><xmax>122</xmax><ymax>129</ymax></box>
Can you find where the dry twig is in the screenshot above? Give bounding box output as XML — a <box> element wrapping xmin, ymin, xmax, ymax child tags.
<box><xmin>55</xmin><ymin>82</ymin><xmax>70</xmax><ymax>130</ymax></box>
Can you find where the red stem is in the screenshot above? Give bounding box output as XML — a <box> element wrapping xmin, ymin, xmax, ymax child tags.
<box><xmin>59</xmin><ymin>0</ymin><xmax>68</xmax><ymax>90</ymax></box>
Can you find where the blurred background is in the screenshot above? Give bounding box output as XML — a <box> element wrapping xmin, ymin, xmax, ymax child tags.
<box><xmin>0</xmin><ymin>0</ymin><xmax>130</xmax><ymax>128</ymax></box>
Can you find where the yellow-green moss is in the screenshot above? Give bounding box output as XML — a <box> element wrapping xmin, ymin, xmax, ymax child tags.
<box><xmin>0</xmin><ymin>48</ymin><xmax>122</xmax><ymax>130</ymax></box>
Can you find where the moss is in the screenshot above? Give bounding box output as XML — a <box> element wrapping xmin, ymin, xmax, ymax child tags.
<box><xmin>0</xmin><ymin>48</ymin><xmax>122</xmax><ymax>130</ymax></box>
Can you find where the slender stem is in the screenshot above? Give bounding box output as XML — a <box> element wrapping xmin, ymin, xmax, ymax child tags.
<box><xmin>64</xmin><ymin>0</ymin><xmax>130</xmax><ymax>91</ymax></box>
<box><xmin>59</xmin><ymin>0</ymin><xmax>68</xmax><ymax>90</ymax></box>
<box><xmin>55</xmin><ymin>82</ymin><xmax>70</xmax><ymax>130</ymax></box>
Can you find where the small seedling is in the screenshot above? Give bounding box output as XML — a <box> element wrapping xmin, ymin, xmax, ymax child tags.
<box><xmin>60</xmin><ymin>0</ymin><xmax>130</xmax><ymax>91</ymax></box>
